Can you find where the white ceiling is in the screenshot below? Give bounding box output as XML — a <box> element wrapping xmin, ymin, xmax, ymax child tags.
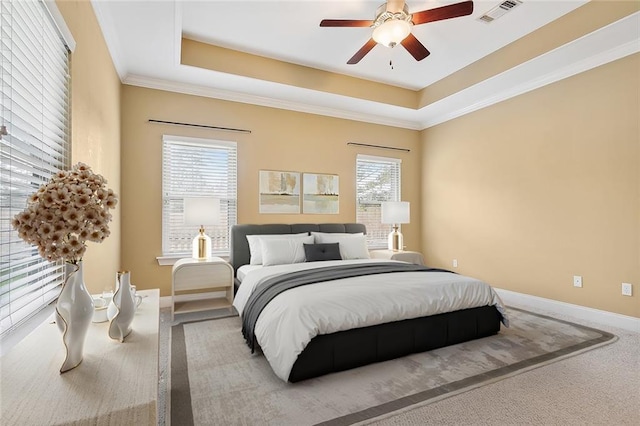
<box><xmin>91</xmin><ymin>0</ymin><xmax>639</xmax><ymax>129</ymax></box>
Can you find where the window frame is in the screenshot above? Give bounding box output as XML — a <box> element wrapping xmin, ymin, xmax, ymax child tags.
<box><xmin>355</xmin><ymin>154</ymin><xmax>402</xmax><ymax>249</ymax></box>
<box><xmin>160</xmin><ymin>135</ymin><xmax>238</xmax><ymax>262</ymax></box>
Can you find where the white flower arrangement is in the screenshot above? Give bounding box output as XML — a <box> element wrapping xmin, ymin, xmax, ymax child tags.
<box><xmin>11</xmin><ymin>162</ymin><xmax>118</xmax><ymax>264</ymax></box>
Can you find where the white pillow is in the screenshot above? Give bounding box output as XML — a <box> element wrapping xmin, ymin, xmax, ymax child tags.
<box><xmin>246</xmin><ymin>233</ymin><xmax>309</xmax><ymax>265</ymax></box>
<box><xmin>261</xmin><ymin>235</ymin><xmax>315</xmax><ymax>266</ymax></box>
<box><xmin>311</xmin><ymin>233</ymin><xmax>369</xmax><ymax>260</ymax></box>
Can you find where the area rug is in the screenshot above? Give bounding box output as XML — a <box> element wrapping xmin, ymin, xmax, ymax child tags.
<box><xmin>171</xmin><ymin>308</ymin><xmax>615</xmax><ymax>426</ymax></box>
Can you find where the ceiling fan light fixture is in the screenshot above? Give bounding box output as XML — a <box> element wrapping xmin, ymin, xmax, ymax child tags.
<box><xmin>372</xmin><ymin>19</ymin><xmax>412</xmax><ymax>47</ymax></box>
<box><xmin>320</xmin><ymin>1</ymin><xmax>473</xmax><ymax>64</ymax></box>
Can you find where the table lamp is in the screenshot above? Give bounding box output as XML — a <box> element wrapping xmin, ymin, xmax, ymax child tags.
<box><xmin>381</xmin><ymin>201</ymin><xmax>410</xmax><ymax>251</ymax></box>
<box><xmin>183</xmin><ymin>197</ymin><xmax>220</xmax><ymax>259</ymax></box>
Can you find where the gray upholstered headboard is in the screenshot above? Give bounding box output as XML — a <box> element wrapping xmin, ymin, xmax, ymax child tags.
<box><xmin>229</xmin><ymin>223</ymin><xmax>366</xmax><ymax>275</ymax></box>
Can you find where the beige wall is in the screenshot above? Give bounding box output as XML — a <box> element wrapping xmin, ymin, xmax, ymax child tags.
<box><xmin>421</xmin><ymin>54</ymin><xmax>639</xmax><ymax>318</ymax></box>
<box><xmin>56</xmin><ymin>0</ymin><xmax>638</xmax><ymax>318</ymax></box>
<box><xmin>57</xmin><ymin>0</ymin><xmax>122</xmax><ymax>294</ymax></box>
<box><xmin>121</xmin><ymin>86</ymin><xmax>421</xmax><ymax>296</ymax></box>
<box><xmin>182</xmin><ymin>38</ymin><xmax>417</xmax><ymax>109</ymax></box>
<box><xmin>419</xmin><ymin>0</ymin><xmax>639</xmax><ymax>108</ymax></box>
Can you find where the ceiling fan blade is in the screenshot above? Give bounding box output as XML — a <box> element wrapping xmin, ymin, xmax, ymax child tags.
<box><xmin>411</xmin><ymin>0</ymin><xmax>474</xmax><ymax>25</ymax></box>
<box><xmin>320</xmin><ymin>19</ymin><xmax>374</xmax><ymax>27</ymax></box>
<box><xmin>401</xmin><ymin>33</ymin><xmax>430</xmax><ymax>61</ymax></box>
<box><xmin>347</xmin><ymin>39</ymin><xmax>377</xmax><ymax>64</ymax></box>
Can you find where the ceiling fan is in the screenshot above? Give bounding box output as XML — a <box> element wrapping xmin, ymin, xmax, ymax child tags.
<box><xmin>320</xmin><ymin>0</ymin><xmax>474</xmax><ymax>64</ymax></box>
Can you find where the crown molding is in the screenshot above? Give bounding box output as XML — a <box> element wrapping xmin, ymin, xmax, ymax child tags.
<box><xmin>113</xmin><ymin>8</ymin><xmax>637</xmax><ymax>133</ymax></box>
<box><xmin>421</xmin><ymin>39</ymin><xmax>639</xmax><ymax>129</ymax></box>
<box><xmin>419</xmin><ymin>11</ymin><xmax>640</xmax><ymax>129</ymax></box>
<box><xmin>123</xmin><ymin>74</ymin><xmax>423</xmax><ymax>130</ymax></box>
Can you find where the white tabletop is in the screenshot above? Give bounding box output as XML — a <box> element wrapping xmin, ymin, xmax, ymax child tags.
<box><xmin>1</xmin><ymin>289</ymin><xmax>160</xmax><ymax>426</ymax></box>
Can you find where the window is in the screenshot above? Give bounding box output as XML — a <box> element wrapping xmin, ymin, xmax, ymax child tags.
<box><xmin>356</xmin><ymin>154</ymin><xmax>401</xmax><ymax>248</ymax></box>
<box><xmin>162</xmin><ymin>135</ymin><xmax>237</xmax><ymax>256</ymax></box>
<box><xmin>1</xmin><ymin>0</ymin><xmax>72</xmax><ymax>335</ymax></box>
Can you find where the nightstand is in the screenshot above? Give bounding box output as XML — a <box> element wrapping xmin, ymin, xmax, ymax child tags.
<box><xmin>369</xmin><ymin>249</ymin><xmax>425</xmax><ymax>265</ymax></box>
<box><xmin>172</xmin><ymin>257</ymin><xmax>234</xmax><ymax>319</ymax></box>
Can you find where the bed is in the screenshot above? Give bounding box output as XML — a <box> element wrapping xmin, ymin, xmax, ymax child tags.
<box><xmin>230</xmin><ymin>223</ymin><xmax>507</xmax><ymax>382</ymax></box>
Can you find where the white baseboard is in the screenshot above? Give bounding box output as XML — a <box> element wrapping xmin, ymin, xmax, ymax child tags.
<box><xmin>495</xmin><ymin>288</ymin><xmax>639</xmax><ymax>333</ymax></box>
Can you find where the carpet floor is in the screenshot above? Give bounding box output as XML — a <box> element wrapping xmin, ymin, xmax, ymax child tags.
<box><xmin>170</xmin><ymin>308</ymin><xmax>614</xmax><ymax>426</ymax></box>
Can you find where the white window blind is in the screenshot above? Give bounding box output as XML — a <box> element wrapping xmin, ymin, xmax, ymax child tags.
<box><xmin>162</xmin><ymin>135</ymin><xmax>237</xmax><ymax>256</ymax></box>
<box><xmin>1</xmin><ymin>0</ymin><xmax>71</xmax><ymax>335</ymax></box>
<box><xmin>356</xmin><ymin>154</ymin><xmax>401</xmax><ymax>248</ymax></box>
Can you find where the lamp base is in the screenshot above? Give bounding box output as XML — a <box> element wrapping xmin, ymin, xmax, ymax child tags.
<box><xmin>192</xmin><ymin>227</ymin><xmax>211</xmax><ymax>260</ymax></box>
<box><xmin>387</xmin><ymin>225</ymin><xmax>403</xmax><ymax>251</ymax></box>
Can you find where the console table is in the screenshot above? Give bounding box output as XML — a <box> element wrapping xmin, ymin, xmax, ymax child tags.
<box><xmin>0</xmin><ymin>289</ymin><xmax>160</xmax><ymax>425</ymax></box>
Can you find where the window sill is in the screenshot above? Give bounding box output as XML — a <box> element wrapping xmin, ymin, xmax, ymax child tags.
<box><xmin>156</xmin><ymin>253</ymin><xmax>230</xmax><ymax>266</ymax></box>
<box><xmin>0</xmin><ymin>302</ymin><xmax>56</xmax><ymax>356</ymax></box>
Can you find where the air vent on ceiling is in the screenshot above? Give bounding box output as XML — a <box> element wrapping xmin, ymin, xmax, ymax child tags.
<box><xmin>477</xmin><ymin>0</ymin><xmax>523</xmax><ymax>23</ymax></box>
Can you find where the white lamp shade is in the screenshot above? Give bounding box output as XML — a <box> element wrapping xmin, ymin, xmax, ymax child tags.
<box><xmin>183</xmin><ymin>198</ymin><xmax>220</xmax><ymax>226</ymax></box>
<box><xmin>381</xmin><ymin>201</ymin><xmax>410</xmax><ymax>224</ymax></box>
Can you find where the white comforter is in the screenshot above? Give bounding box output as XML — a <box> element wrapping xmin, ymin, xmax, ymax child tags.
<box><xmin>233</xmin><ymin>259</ymin><xmax>508</xmax><ymax>381</ymax></box>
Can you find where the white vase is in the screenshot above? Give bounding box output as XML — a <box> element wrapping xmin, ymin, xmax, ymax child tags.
<box><xmin>55</xmin><ymin>262</ymin><xmax>94</xmax><ymax>373</ymax></box>
<box><xmin>107</xmin><ymin>271</ymin><xmax>135</xmax><ymax>342</ymax></box>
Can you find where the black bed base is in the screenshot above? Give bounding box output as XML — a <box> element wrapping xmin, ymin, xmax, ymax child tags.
<box><xmin>288</xmin><ymin>305</ymin><xmax>501</xmax><ymax>382</ymax></box>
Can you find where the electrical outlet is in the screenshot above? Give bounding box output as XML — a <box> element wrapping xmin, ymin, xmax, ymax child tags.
<box><xmin>573</xmin><ymin>276</ymin><xmax>582</xmax><ymax>288</ymax></box>
<box><xmin>622</xmin><ymin>283</ymin><xmax>633</xmax><ymax>296</ymax></box>
<box><xmin>453</xmin><ymin>259</ymin><xmax>458</xmax><ymax>268</ymax></box>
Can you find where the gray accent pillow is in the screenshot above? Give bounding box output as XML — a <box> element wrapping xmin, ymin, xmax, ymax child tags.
<box><xmin>304</xmin><ymin>243</ymin><xmax>342</xmax><ymax>262</ymax></box>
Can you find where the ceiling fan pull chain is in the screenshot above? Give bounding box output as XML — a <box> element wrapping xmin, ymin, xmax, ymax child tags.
<box><xmin>389</xmin><ymin>60</ymin><xmax>394</xmax><ymax>70</ymax></box>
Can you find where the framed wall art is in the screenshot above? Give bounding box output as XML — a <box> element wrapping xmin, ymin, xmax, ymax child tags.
<box><xmin>303</xmin><ymin>173</ymin><xmax>339</xmax><ymax>214</ymax></box>
<box><xmin>259</xmin><ymin>170</ymin><xmax>300</xmax><ymax>214</ymax></box>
